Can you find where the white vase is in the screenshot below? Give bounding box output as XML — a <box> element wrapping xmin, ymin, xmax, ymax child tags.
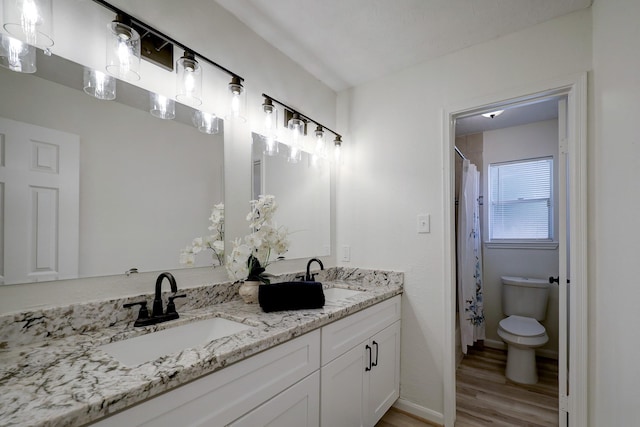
<box><xmin>239</xmin><ymin>280</ymin><xmax>261</xmax><ymax>304</ymax></box>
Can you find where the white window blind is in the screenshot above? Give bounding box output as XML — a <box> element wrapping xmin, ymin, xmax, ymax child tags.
<box><xmin>489</xmin><ymin>157</ymin><xmax>553</xmax><ymax>240</ymax></box>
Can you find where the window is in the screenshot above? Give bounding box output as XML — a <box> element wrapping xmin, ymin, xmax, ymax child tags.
<box><xmin>488</xmin><ymin>157</ymin><xmax>553</xmax><ymax>240</ymax></box>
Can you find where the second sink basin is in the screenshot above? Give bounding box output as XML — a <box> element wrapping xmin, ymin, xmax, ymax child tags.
<box><xmin>100</xmin><ymin>317</ymin><xmax>254</xmax><ymax>367</ymax></box>
<box><xmin>324</xmin><ymin>287</ymin><xmax>364</xmax><ymax>302</ymax></box>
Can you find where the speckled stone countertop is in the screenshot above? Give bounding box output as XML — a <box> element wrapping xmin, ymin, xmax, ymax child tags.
<box><xmin>0</xmin><ymin>268</ymin><xmax>403</xmax><ymax>427</ymax></box>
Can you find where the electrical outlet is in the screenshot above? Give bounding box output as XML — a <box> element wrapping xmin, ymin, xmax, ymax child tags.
<box><xmin>341</xmin><ymin>245</ymin><xmax>351</xmax><ymax>262</ymax></box>
<box><xmin>417</xmin><ymin>214</ymin><xmax>430</xmax><ymax>233</ymax></box>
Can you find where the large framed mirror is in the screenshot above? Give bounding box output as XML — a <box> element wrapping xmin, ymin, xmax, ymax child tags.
<box><xmin>251</xmin><ymin>133</ymin><xmax>330</xmax><ymax>260</ymax></box>
<box><xmin>0</xmin><ymin>51</ymin><xmax>224</xmax><ymax>285</ymax></box>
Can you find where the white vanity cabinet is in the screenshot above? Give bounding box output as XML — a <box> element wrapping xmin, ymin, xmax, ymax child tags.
<box><xmin>320</xmin><ymin>295</ymin><xmax>401</xmax><ymax>427</ymax></box>
<box><xmin>92</xmin><ymin>330</ymin><xmax>320</xmax><ymax>427</ymax></box>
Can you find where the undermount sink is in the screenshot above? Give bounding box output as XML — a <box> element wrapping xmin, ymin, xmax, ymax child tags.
<box><xmin>324</xmin><ymin>287</ymin><xmax>364</xmax><ymax>302</ymax></box>
<box><xmin>99</xmin><ymin>317</ymin><xmax>254</xmax><ymax>367</ymax></box>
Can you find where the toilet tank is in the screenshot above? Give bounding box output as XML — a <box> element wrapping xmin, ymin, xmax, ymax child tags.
<box><xmin>501</xmin><ymin>276</ymin><xmax>550</xmax><ymax>320</ymax></box>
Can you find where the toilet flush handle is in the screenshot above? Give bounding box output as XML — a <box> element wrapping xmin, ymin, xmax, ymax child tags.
<box><xmin>549</xmin><ymin>276</ymin><xmax>570</xmax><ymax>284</ymax></box>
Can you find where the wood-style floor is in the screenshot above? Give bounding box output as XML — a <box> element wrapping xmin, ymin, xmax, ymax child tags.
<box><xmin>456</xmin><ymin>346</ymin><xmax>559</xmax><ymax>427</ymax></box>
<box><xmin>376</xmin><ymin>347</ymin><xmax>559</xmax><ymax>427</ymax></box>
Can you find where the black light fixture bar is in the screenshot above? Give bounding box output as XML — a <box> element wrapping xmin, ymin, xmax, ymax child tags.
<box><xmin>262</xmin><ymin>93</ymin><xmax>342</xmax><ymax>140</ymax></box>
<box><xmin>92</xmin><ymin>0</ymin><xmax>244</xmax><ymax>82</ymax></box>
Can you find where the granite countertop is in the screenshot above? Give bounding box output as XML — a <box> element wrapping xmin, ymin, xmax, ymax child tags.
<box><xmin>0</xmin><ymin>268</ymin><xmax>403</xmax><ymax>427</ymax></box>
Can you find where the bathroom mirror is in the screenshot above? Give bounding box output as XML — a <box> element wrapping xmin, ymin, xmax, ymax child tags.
<box><xmin>251</xmin><ymin>134</ymin><xmax>330</xmax><ymax>260</ymax></box>
<box><xmin>0</xmin><ymin>51</ymin><xmax>224</xmax><ymax>285</ymax></box>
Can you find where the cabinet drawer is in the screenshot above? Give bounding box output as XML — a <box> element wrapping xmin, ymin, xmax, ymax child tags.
<box><xmin>92</xmin><ymin>330</ymin><xmax>320</xmax><ymax>427</ymax></box>
<box><xmin>321</xmin><ymin>295</ymin><xmax>401</xmax><ymax>365</ymax></box>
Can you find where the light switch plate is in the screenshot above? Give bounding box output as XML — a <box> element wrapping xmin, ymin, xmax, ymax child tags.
<box><xmin>341</xmin><ymin>245</ymin><xmax>351</xmax><ymax>262</ymax></box>
<box><xmin>417</xmin><ymin>214</ymin><xmax>430</xmax><ymax>233</ymax></box>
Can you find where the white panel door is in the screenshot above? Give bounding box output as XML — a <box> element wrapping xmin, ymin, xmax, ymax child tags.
<box><xmin>0</xmin><ymin>117</ymin><xmax>79</xmax><ymax>284</ymax></box>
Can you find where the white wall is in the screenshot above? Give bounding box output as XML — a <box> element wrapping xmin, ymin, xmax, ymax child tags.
<box><xmin>591</xmin><ymin>0</ymin><xmax>640</xmax><ymax>425</ymax></box>
<box><xmin>337</xmin><ymin>9</ymin><xmax>591</xmax><ymax>421</ymax></box>
<box><xmin>482</xmin><ymin>120</ymin><xmax>560</xmax><ymax>356</ymax></box>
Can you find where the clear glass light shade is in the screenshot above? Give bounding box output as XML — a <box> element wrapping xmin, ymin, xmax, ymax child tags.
<box><xmin>150</xmin><ymin>93</ymin><xmax>175</xmax><ymax>120</ymax></box>
<box><xmin>0</xmin><ymin>33</ymin><xmax>36</xmax><ymax>73</ymax></box>
<box><xmin>314</xmin><ymin>127</ymin><xmax>327</xmax><ymax>159</ymax></box>
<box><xmin>227</xmin><ymin>76</ymin><xmax>246</xmax><ymax>122</ymax></box>
<box><xmin>262</xmin><ymin>100</ymin><xmax>278</xmax><ymax>155</ymax></box>
<box><xmin>193</xmin><ymin>110</ymin><xmax>219</xmax><ymax>134</ymax></box>
<box><xmin>334</xmin><ymin>137</ymin><xmax>342</xmax><ymax>163</ymax></box>
<box><xmin>83</xmin><ymin>69</ymin><xmax>116</xmax><ymax>100</ymax></box>
<box><xmin>176</xmin><ymin>53</ymin><xmax>202</xmax><ymax>107</ymax></box>
<box><xmin>2</xmin><ymin>0</ymin><xmax>54</xmax><ymax>48</ymax></box>
<box><xmin>106</xmin><ymin>21</ymin><xmax>141</xmax><ymax>81</ymax></box>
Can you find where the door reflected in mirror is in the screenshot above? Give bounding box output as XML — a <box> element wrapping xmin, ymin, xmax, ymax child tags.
<box><xmin>251</xmin><ymin>134</ymin><xmax>330</xmax><ymax>260</ymax></box>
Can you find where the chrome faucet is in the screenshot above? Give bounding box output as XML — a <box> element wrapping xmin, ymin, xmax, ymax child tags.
<box><xmin>305</xmin><ymin>258</ymin><xmax>324</xmax><ymax>281</ymax></box>
<box><xmin>124</xmin><ymin>272</ymin><xmax>186</xmax><ymax>327</ymax></box>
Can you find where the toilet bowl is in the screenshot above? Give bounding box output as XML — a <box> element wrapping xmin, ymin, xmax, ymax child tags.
<box><xmin>498</xmin><ymin>315</ymin><xmax>548</xmax><ymax>384</ymax></box>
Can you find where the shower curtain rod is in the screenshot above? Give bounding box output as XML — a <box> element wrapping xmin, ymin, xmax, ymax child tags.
<box><xmin>455</xmin><ymin>146</ymin><xmax>467</xmax><ymax>160</ymax></box>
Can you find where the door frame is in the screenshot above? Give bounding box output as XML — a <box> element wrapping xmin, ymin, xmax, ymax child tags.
<box><xmin>441</xmin><ymin>72</ymin><xmax>588</xmax><ymax>427</ymax></box>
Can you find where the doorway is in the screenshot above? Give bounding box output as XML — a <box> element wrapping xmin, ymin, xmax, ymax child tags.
<box><xmin>442</xmin><ymin>74</ymin><xmax>588</xmax><ymax>427</ymax></box>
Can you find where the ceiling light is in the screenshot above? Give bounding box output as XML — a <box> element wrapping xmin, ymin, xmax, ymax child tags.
<box><xmin>176</xmin><ymin>51</ymin><xmax>202</xmax><ymax>107</ymax></box>
<box><xmin>0</xmin><ymin>33</ymin><xmax>36</xmax><ymax>73</ymax></box>
<box><xmin>106</xmin><ymin>14</ymin><xmax>141</xmax><ymax>81</ymax></box>
<box><xmin>482</xmin><ymin>110</ymin><xmax>504</xmax><ymax>118</ymax></box>
<box><xmin>83</xmin><ymin>69</ymin><xmax>116</xmax><ymax>100</ymax></box>
<box><xmin>2</xmin><ymin>0</ymin><xmax>54</xmax><ymax>49</ymax></box>
<box><xmin>150</xmin><ymin>93</ymin><xmax>175</xmax><ymax>120</ymax></box>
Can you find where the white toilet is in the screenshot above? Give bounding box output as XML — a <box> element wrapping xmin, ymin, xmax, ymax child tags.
<box><xmin>497</xmin><ymin>276</ymin><xmax>550</xmax><ymax>384</ymax></box>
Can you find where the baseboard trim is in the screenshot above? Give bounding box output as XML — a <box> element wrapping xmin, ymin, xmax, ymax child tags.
<box><xmin>393</xmin><ymin>398</ymin><xmax>444</xmax><ymax>426</ymax></box>
<box><xmin>484</xmin><ymin>338</ymin><xmax>559</xmax><ymax>360</ymax></box>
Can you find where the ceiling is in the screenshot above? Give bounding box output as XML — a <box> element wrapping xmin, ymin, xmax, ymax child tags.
<box><xmin>216</xmin><ymin>0</ymin><xmax>591</xmax><ymax>91</ymax></box>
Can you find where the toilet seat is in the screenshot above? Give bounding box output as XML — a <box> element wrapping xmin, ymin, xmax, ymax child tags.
<box><xmin>499</xmin><ymin>315</ymin><xmax>546</xmax><ymax>337</ymax></box>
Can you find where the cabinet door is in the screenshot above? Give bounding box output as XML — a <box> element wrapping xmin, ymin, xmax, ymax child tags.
<box><xmin>228</xmin><ymin>371</ymin><xmax>319</xmax><ymax>427</ymax></box>
<box><xmin>365</xmin><ymin>321</ymin><xmax>401</xmax><ymax>426</ymax></box>
<box><xmin>320</xmin><ymin>342</ymin><xmax>366</xmax><ymax>427</ymax></box>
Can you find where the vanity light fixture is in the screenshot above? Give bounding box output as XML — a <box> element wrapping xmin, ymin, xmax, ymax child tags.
<box><xmin>334</xmin><ymin>135</ymin><xmax>342</xmax><ymax>162</ymax></box>
<box><xmin>2</xmin><ymin>0</ymin><xmax>54</xmax><ymax>49</ymax></box>
<box><xmin>193</xmin><ymin>110</ymin><xmax>219</xmax><ymax>135</ymax></box>
<box><xmin>0</xmin><ymin>33</ymin><xmax>36</xmax><ymax>73</ymax></box>
<box><xmin>261</xmin><ymin>93</ymin><xmax>344</xmax><ymax>164</ymax></box>
<box><xmin>150</xmin><ymin>93</ymin><xmax>175</xmax><ymax>120</ymax></box>
<box><xmin>262</xmin><ymin>97</ymin><xmax>278</xmax><ymax>156</ymax></box>
<box><xmin>482</xmin><ymin>110</ymin><xmax>504</xmax><ymax>118</ymax></box>
<box><xmin>227</xmin><ymin>76</ymin><xmax>246</xmax><ymax>122</ymax></box>
<box><xmin>83</xmin><ymin>68</ymin><xmax>116</xmax><ymax>100</ymax></box>
<box><xmin>106</xmin><ymin>14</ymin><xmax>141</xmax><ymax>81</ymax></box>
<box><xmin>176</xmin><ymin>50</ymin><xmax>202</xmax><ymax>107</ymax></box>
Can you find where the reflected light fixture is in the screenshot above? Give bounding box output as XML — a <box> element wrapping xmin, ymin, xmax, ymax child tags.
<box><xmin>193</xmin><ymin>110</ymin><xmax>219</xmax><ymax>135</ymax></box>
<box><xmin>228</xmin><ymin>76</ymin><xmax>246</xmax><ymax>121</ymax></box>
<box><xmin>150</xmin><ymin>93</ymin><xmax>175</xmax><ymax>120</ymax></box>
<box><xmin>106</xmin><ymin>14</ymin><xmax>141</xmax><ymax>81</ymax></box>
<box><xmin>262</xmin><ymin>97</ymin><xmax>278</xmax><ymax>156</ymax></box>
<box><xmin>0</xmin><ymin>33</ymin><xmax>36</xmax><ymax>73</ymax></box>
<box><xmin>482</xmin><ymin>110</ymin><xmax>504</xmax><ymax>118</ymax></box>
<box><xmin>176</xmin><ymin>50</ymin><xmax>202</xmax><ymax>107</ymax></box>
<box><xmin>2</xmin><ymin>0</ymin><xmax>54</xmax><ymax>49</ymax></box>
<box><xmin>83</xmin><ymin>68</ymin><xmax>116</xmax><ymax>100</ymax></box>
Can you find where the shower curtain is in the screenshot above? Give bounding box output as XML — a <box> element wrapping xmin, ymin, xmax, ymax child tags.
<box><xmin>457</xmin><ymin>159</ymin><xmax>485</xmax><ymax>354</ymax></box>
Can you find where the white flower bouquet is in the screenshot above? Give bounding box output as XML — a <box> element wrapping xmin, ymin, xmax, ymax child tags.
<box><xmin>179</xmin><ymin>203</ymin><xmax>225</xmax><ymax>267</ymax></box>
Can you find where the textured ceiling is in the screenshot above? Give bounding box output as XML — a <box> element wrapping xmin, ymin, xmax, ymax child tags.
<box><xmin>216</xmin><ymin>0</ymin><xmax>591</xmax><ymax>91</ymax></box>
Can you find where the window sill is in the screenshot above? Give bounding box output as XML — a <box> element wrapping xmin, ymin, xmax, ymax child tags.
<box><xmin>484</xmin><ymin>241</ymin><xmax>559</xmax><ymax>250</ymax></box>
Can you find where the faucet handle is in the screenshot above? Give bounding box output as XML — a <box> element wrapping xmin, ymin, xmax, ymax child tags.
<box><xmin>166</xmin><ymin>294</ymin><xmax>187</xmax><ymax>315</ymax></box>
<box><xmin>123</xmin><ymin>301</ymin><xmax>150</xmax><ymax>321</ymax></box>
